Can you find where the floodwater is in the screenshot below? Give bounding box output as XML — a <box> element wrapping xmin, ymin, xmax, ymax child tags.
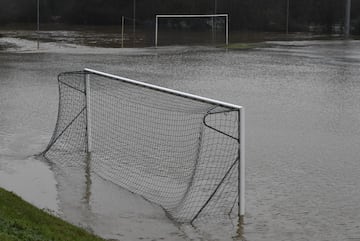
<box><xmin>1</xmin><ymin>36</ymin><xmax>360</xmax><ymax>241</ymax></box>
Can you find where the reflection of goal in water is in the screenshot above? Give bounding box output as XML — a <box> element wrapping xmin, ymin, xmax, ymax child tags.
<box><xmin>43</xmin><ymin>68</ymin><xmax>244</xmax><ymax>224</ymax></box>
<box><xmin>155</xmin><ymin>14</ymin><xmax>229</xmax><ymax>47</ymax></box>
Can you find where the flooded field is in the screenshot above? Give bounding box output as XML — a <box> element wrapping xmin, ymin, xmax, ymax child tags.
<box><xmin>1</xmin><ymin>33</ymin><xmax>360</xmax><ymax>241</ymax></box>
<box><xmin>0</xmin><ymin>25</ymin><xmax>331</xmax><ymax>48</ymax></box>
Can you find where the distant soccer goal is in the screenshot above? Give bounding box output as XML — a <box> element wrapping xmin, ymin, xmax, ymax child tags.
<box><xmin>42</xmin><ymin>68</ymin><xmax>244</xmax><ymax>223</ymax></box>
<box><xmin>155</xmin><ymin>14</ymin><xmax>229</xmax><ymax>47</ymax></box>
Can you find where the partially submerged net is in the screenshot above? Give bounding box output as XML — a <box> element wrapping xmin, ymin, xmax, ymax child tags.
<box><xmin>43</xmin><ymin>69</ymin><xmax>243</xmax><ymax>223</ymax></box>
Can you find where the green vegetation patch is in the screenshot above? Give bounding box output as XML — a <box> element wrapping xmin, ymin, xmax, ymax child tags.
<box><xmin>224</xmin><ymin>42</ymin><xmax>270</xmax><ymax>50</ymax></box>
<box><xmin>0</xmin><ymin>41</ymin><xmax>17</xmax><ymax>51</ymax></box>
<box><xmin>0</xmin><ymin>188</ymin><xmax>105</xmax><ymax>241</ymax></box>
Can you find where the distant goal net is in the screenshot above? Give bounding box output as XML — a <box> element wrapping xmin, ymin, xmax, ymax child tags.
<box><xmin>155</xmin><ymin>14</ymin><xmax>229</xmax><ymax>47</ymax></box>
<box><xmin>43</xmin><ymin>68</ymin><xmax>244</xmax><ymax>223</ymax></box>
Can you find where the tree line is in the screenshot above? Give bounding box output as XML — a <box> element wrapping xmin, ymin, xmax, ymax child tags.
<box><xmin>1</xmin><ymin>0</ymin><xmax>360</xmax><ymax>34</ymax></box>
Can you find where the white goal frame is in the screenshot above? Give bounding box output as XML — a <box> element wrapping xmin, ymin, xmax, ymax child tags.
<box><xmin>155</xmin><ymin>14</ymin><xmax>229</xmax><ymax>47</ymax></box>
<box><xmin>83</xmin><ymin>68</ymin><xmax>245</xmax><ymax>218</ymax></box>
<box><xmin>44</xmin><ymin>67</ymin><xmax>245</xmax><ymax>221</ymax></box>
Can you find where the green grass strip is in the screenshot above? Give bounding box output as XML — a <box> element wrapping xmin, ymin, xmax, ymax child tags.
<box><xmin>0</xmin><ymin>187</ymin><xmax>105</xmax><ymax>241</ymax></box>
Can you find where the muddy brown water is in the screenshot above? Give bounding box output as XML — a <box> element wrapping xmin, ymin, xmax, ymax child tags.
<box><xmin>1</xmin><ymin>38</ymin><xmax>360</xmax><ymax>240</ymax></box>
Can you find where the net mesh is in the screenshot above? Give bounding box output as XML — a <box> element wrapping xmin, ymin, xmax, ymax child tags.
<box><xmin>43</xmin><ymin>70</ymin><xmax>240</xmax><ymax>223</ymax></box>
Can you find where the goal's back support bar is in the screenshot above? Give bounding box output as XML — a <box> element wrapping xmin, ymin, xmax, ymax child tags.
<box><xmin>155</xmin><ymin>14</ymin><xmax>229</xmax><ymax>47</ymax></box>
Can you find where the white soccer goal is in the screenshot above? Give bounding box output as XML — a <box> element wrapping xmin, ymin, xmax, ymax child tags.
<box><xmin>43</xmin><ymin>68</ymin><xmax>244</xmax><ymax>223</ymax></box>
<box><xmin>155</xmin><ymin>14</ymin><xmax>229</xmax><ymax>47</ymax></box>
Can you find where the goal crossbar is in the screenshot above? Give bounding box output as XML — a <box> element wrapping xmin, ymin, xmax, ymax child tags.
<box><xmin>156</xmin><ymin>14</ymin><xmax>229</xmax><ymax>18</ymax></box>
<box><xmin>84</xmin><ymin>68</ymin><xmax>240</xmax><ymax>109</ymax></box>
<box><xmin>155</xmin><ymin>14</ymin><xmax>229</xmax><ymax>47</ymax></box>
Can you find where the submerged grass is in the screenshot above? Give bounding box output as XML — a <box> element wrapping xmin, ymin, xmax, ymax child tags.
<box><xmin>0</xmin><ymin>42</ymin><xmax>17</xmax><ymax>51</ymax></box>
<box><xmin>0</xmin><ymin>187</ymin><xmax>105</xmax><ymax>241</ymax></box>
<box><xmin>224</xmin><ymin>42</ymin><xmax>270</xmax><ymax>50</ymax></box>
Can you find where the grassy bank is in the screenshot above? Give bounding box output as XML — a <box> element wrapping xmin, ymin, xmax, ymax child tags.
<box><xmin>0</xmin><ymin>187</ymin><xmax>105</xmax><ymax>241</ymax></box>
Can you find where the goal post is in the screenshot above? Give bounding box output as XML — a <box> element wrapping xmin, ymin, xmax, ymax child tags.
<box><xmin>85</xmin><ymin>73</ymin><xmax>92</xmax><ymax>153</ymax></box>
<box><xmin>43</xmin><ymin>68</ymin><xmax>244</xmax><ymax>223</ymax></box>
<box><xmin>155</xmin><ymin>14</ymin><xmax>229</xmax><ymax>47</ymax></box>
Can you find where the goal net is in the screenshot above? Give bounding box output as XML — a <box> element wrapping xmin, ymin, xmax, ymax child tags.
<box><xmin>155</xmin><ymin>14</ymin><xmax>229</xmax><ymax>47</ymax></box>
<box><xmin>42</xmin><ymin>68</ymin><xmax>244</xmax><ymax>223</ymax></box>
